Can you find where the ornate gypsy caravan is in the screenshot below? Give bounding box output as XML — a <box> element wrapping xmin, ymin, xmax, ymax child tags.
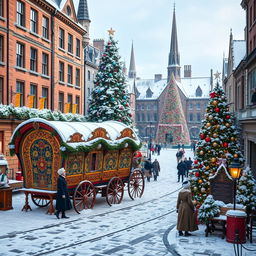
<box><xmin>10</xmin><ymin>118</ymin><xmax>144</xmax><ymax>213</ymax></box>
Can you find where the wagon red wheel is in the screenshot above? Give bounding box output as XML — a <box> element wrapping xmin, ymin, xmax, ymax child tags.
<box><xmin>31</xmin><ymin>194</ymin><xmax>50</xmax><ymax>207</ymax></box>
<box><xmin>73</xmin><ymin>180</ymin><xmax>96</xmax><ymax>214</ymax></box>
<box><xmin>128</xmin><ymin>168</ymin><xmax>145</xmax><ymax>200</ymax></box>
<box><xmin>106</xmin><ymin>177</ymin><xmax>124</xmax><ymax>206</ymax></box>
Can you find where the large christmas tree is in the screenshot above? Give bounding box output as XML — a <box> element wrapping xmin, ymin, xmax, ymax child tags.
<box><xmin>87</xmin><ymin>31</ymin><xmax>132</xmax><ymax>126</ymax></box>
<box><xmin>190</xmin><ymin>83</ymin><xmax>243</xmax><ymax>205</ymax></box>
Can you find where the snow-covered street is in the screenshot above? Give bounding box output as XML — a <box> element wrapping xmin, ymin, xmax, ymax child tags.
<box><xmin>0</xmin><ymin>148</ymin><xmax>191</xmax><ymax>256</ymax></box>
<box><xmin>1</xmin><ymin>149</ymin><xmax>256</xmax><ymax>256</ymax></box>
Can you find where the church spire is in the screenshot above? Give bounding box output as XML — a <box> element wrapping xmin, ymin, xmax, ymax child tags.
<box><xmin>167</xmin><ymin>5</ymin><xmax>181</xmax><ymax>83</ymax></box>
<box><xmin>77</xmin><ymin>0</ymin><xmax>91</xmax><ymax>43</ymax></box>
<box><xmin>128</xmin><ymin>41</ymin><xmax>136</xmax><ymax>79</ymax></box>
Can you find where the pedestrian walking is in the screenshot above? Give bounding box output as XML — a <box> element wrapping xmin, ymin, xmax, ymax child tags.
<box><xmin>176</xmin><ymin>180</ymin><xmax>198</xmax><ymax>236</ymax></box>
<box><xmin>144</xmin><ymin>158</ymin><xmax>152</xmax><ymax>182</ymax></box>
<box><xmin>177</xmin><ymin>160</ymin><xmax>186</xmax><ymax>182</ymax></box>
<box><xmin>157</xmin><ymin>144</ymin><xmax>161</xmax><ymax>155</ymax></box>
<box><xmin>55</xmin><ymin>168</ymin><xmax>72</xmax><ymax>219</ymax></box>
<box><xmin>186</xmin><ymin>157</ymin><xmax>193</xmax><ymax>177</ymax></box>
<box><xmin>152</xmin><ymin>159</ymin><xmax>160</xmax><ymax>181</ymax></box>
<box><xmin>176</xmin><ymin>149</ymin><xmax>183</xmax><ymax>163</ymax></box>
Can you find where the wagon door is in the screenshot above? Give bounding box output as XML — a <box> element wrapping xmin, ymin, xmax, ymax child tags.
<box><xmin>20</xmin><ymin>129</ymin><xmax>61</xmax><ymax>190</ymax></box>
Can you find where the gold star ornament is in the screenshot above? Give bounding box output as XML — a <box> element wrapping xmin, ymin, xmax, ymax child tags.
<box><xmin>214</xmin><ymin>71</ymin><xmax>221</xmax><ymax>80</ymax></box>
<box><xmin>108</xmin><ymin>27</ymin><xmax>115</xmax><ymax>36</ymax></box>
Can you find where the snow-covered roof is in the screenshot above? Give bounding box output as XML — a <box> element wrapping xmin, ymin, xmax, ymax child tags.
<box><xmin>128</xmin><ymin>76</ymin><xmax>211</xmax><ymax>100</ymax></box>
<box><xmin>11</xmin><ymin>118</ymin><xmax>140</xmax><ymax>150</ymax></box>
<box><xmin>233</xmin><ymin>40</ymin><xmax>246</xmax><ymax>70</ymax></box>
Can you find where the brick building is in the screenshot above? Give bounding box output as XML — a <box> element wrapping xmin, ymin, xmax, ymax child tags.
<box><xmin>0</xmin><ymin>0</ymin><xmax>89</xmax><ymax>174</ymax></box>
<box><xmin>223</xmin><ymin>0</ymin><xmax>256</xmax><ymax>177</ymax></box>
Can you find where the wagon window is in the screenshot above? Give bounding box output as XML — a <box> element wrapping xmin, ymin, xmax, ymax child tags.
<box><xmin>91</xmin><ymin>153</ymin><xmax>97</xmax><ymax>171</ymax></box>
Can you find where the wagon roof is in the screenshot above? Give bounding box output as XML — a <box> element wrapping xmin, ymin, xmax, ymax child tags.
<box><xmin>10</xmin><ymin>118</ymin><xmax>141</xmax><ymax>152</ymax></box>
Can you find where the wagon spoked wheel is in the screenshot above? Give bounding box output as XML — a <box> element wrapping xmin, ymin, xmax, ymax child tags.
<box><xmin>106</xmin><ymin>177</ymin><xmax>124</xmax><ymax>206</ymax></box>
<box><xmin>73</xmin><ymin>180</ymin><xmax>96</xmax><ymax>214</ymax></box>
<box><xmin>31</xmin><ymin>194</ymin><xmax>50</xmax><ymax>207</ymax></box>
<box><xmin>128</xmin><ymin>168</ymin><xmax>145</xmax><ymax>200</ymax></box>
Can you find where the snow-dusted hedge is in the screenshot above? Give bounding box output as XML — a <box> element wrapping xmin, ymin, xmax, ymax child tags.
<box><xmin>0</xmin><ymin>104</ymin><xmax>86</xmax><ymax>122</ymax></box>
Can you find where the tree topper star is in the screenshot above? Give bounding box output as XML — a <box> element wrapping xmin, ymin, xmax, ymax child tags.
<box><xmin>214</xmin><ymin>71</ymin><xmax>221</xmax><ymax>80</ymax></box>
<box><xmin>108</xmin><ymin>28</ymin><xmax>115</xmax><ymax>36</ymax></box>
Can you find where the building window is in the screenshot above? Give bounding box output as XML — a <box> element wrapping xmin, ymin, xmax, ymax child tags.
<box><xmin>59</xmin><ymin>28</ymin><xmax>64</xmax><ymax>49</ymax></box>
<box><xmin>248</xmin><ymin>68</ymin><xmax>256</xmax><ymax>104</ymax></box>
<box><xmin>88</xmin><ymin>70</ymin><xmax>90</xmax><ymax>81</ymax></box>
<box><xmin>0</xmin><ymin>35</ymin><xmax>3</xmax><ymax>62</ymax></box>
<box><xmin>0</xmin><ymin>77</ymin><xmax>3</xmax><ymax>104</ymax></box>
<box><xmin>42</xmin><ymin>16</ymin><xmax>49</xmax><ymax>39</ymax></box>
<box><xmin>196</xmin><ymin>103</ymin><xmax>200</xmax><ymax>110</ymax></box>
<box><xmin>68</xmin><ymin>34</ymin><xmax>73</xmax><ymax>53</ymax></box>
<box><xmin>189</xmin><ymin>113</ymin><xmax>193</xmax><ymax>121</ymax></box>
<box><xmin>67</xmin><ymin>65</ymin><xmax>73</xmax><ymax>84</ymax></box>
<box><xmin>30</xmin><ymin>48</ymin><xmax>37</xmax><ymax>72</ymax></box>
<box><xmin>147</xmin><ymin>105</ymin><xmax>150</xmax><ymax>110</ymax></box>
<box><xmin>42</xmin><ymin>53</ymin><xmax>48</xmax><ymax>76</ymax></box>
<box><xmin>67</xmin><ymin>6</ymin><xmax>71</xmax><ymax>16</ymax></box>
<box><xmin>30</xmin><ymin>8</ymin><xmax>38</xmax><ymax>34</ymax></box>
<box><xmin>197</xmin><ymin>113</ymin><xmax>201</xmax><ymax>122</ymax></box>
<box><xmin>154</xmin><ymin>113</ymin><xmax>157</xmax><ymax>121</ymax></box>
<box><xmin>0</xmin><ymin>0</ymin><xmax>3</xmax><ymax>17</ymax></box>
<box><xmin>42</xmin><ymin>87</ymin><xmax>48</xmax><ymax>109</ymax></box>
<box><xmin>142</xmin><ymin>113</ymin><xmax>145</xmax><ymax>121</ymax></box>
<box><xmin>76</xmin><ymin>39</ymin><xmax>80</xmax><ymax>57</ymax></box>
<box><xmin>75</xmin><ymin>96</ymin><xmax>80</xmax><ymax>114</ymax></box>
<box><xmin>76</xmin><ymin>68</ymin><xmax>80</xmax><ymax>87</ymax></box>
<box><xmin>153</xmin><ymin>105</ymin><xmax>157</xmax><ymax>110</ymax></box>
<box><xmin>254</xmin><ymin>0</ymin><xmax>256</xmax><ymax>21</ymax></box>
<box><xmin>189</xmin><ymin>103</ymin><xmax>193</xmax><ymax>110</ymax></box>
<box><xmin>0</xmin><ymin>131</ymin><xmax>3</xmax><ymax>153</ymax></box>
<box><xmin>147</xmin><ymin>114</ymin><xmax>150</xmax><ymax>121</ymax></box>
<box><xmin>67</xmin><ymin>94</ymin><xmax>72</xmax><ymax>112</ymax></box>
<box><xmin>59</xmin><ymin>62</ymin><xmax>64</xmax><ymax>82</ymax></box>
<box><xmin>30</xmin><ymin>84</ymin><xmax>37</xmax><ymax>108</ymax></box>
<box><xmin>16</xmin><ymin>42</ymin><xmax>24</xmax><ymax>68</ymax></box>
<box><xmin>16</xmin><ymin>81</ymin><xmax>24</xmax><ymax>106</ymax></box>
<box><xmin>17</xmin><ymin>1</ymin><xmax>25</xmax><ymax>27</ymax></box>
<box><xmin>136</xmin><ymin>114</ymin><xmax>140</xmax><ymax>122</ymax></box>
<box><xmin>58</xmin><ymin>92</ymin><xmax>64</xmax><ymax>112</ymax></box>
<box><xmin>141</xmin><ymin>105</ymin><xmax>144</xmax><ymax>110</ymax></box>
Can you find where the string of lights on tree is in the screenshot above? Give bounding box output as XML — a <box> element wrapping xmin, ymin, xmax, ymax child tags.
<box><xmin>87</xmin><ymin>28</ymin><xmax>132</xmax><ymax>126</ymax></box>
<box><xmin>189</xmin><ymin>83</ymin><xmax>243</xmax><ymax>205</ymax></box>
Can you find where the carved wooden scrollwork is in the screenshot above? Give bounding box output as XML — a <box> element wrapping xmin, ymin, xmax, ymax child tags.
<box><xmin>67</xmin><ymin>133</ymin><xmax>85</xmax><ymax>143</ymax></box>
<box><xmin>116</xmin><ymin>128</ymin><xmax>135</xmax><ymax>140</ymax></box>
<box><xmin>88</xmin><ymin>128</ymin><xmax>110</xmax><ymax>141</ymax></box>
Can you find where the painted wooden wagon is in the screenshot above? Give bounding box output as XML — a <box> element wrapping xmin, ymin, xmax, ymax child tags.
<box><xmin>10</xmin><ymin>118</ymin><xmax>144</xmax><ymax>214</ymax></box>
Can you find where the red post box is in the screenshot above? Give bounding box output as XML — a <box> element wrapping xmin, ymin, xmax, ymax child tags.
<box><xmin>16</xmin><ymin>171</ymin><xmax>23</xmax><ymax>181</ymax></box>
<box><xmin>226</xmin><ymin>210</ymin><xmax>247</xmax><ymax>244</ymax></box>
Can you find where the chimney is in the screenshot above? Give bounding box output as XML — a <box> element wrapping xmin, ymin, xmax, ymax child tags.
<box><xmin>184</xmin><ymin>65</ymin><xmax>192</xmax><ymax>78</ymax></box>
<box><xmin>154</xmin><ymin>74</ymin><xmax>162</xmax><ymax>82</ymax></box>
<box><xmin>93</xmin><ymin>39</ymin><xmax>105</xmax><ymax>55</ymax></box>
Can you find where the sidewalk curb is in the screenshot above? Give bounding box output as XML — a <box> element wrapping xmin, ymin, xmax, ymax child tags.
<box><xmin>163</xmin><ymin>224</ymin><xmax>182</xmax><ymax>256</ymax></box>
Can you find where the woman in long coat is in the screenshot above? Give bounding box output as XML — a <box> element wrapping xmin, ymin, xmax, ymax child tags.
<box><xmin>55</xmin><ymin>168</ymin><xmax>72</xmax><ymax>219</ymax></box>
<box><xmin>176</xmin><ymin>180</ymin><xmax>198</xmax><ymax>236</ymax></box>
<box><xmin>144</xmin><ymin>158</ymin><xmax>152</xmax><ymax>182</ymax></box>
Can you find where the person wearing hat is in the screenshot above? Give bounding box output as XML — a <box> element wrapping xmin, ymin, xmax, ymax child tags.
<box><xmin>55</xmin><ymin>168</ymin><xmax>72</xmax><ymax>219</ymax></box>
<box><xmin>176</xmin><ymin>180</ymin><xmax>198</xmax><ymax>236</ymax></box>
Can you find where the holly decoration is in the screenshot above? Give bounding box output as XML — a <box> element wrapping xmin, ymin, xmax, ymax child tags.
<box><xmin>189</xmin><ymin>83</ymin><xmax>243</xmax><ymax>205</ymax></box>
<box><xmin>87</xmin><ymin>35</ymin><xmax>132</xmax><ymax>126</ymax></box>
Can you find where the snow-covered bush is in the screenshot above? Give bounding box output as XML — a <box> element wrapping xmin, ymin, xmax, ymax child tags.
<box><xmin>198</xmin><ymin>195</ymin><xmax>220</xmax><ymax>223</ymax></box>
<box><xmin>236</xmin><ymin>167</ymin><xmax>256</xmax><ymax>211</ymax></box>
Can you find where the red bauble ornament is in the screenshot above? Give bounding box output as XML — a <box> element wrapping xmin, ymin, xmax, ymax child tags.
<box><xmin>205</xmin><ymin>137</ymin><xmax>211</xmax><ymax>142</ymax></box>
<box><xmin>194</xmin><ymin>160</ymin><xmax>198</xmax><ymax>164</ymax></box>
<box><xmin>215</xmin><ymin>108</ymin><xmax>220</xmax><ymax>112</ymax></box>
<box><xmin>223</xmin><ymin>142</ymin><xmax>228</xmax><ymax>148</ymax></box>
<box><xmin>210</xmin><ymin>92</ymin><xmax>217</xmax><ymax>98</ymax></box>
<box><xmin>199</xmin><ymin>164</ymin><xmax>203</xmax><ymax>168</ymax></box>
<box><xmin>226</xmin><ymin>115</ymin><xmax>231</xmax><ymax>119</ymax></box>
<box><xmin>108</xmin><ymin>42</ymin><xmax>111</xmax><ymax>45</ymax></box>
<box><xmin>103</xmin><ymin>53</ymin><xmax>106</xmax><ymax>57</ymax></box>
<box><xmin>200</xmin><ymin>133</ymin><xmax>206</xmax><ymax>139</ymax></box>
<box><xmin>195</xmin><ymin>172</ymin><xmax>200</xmax><ymax>177</ymax></box>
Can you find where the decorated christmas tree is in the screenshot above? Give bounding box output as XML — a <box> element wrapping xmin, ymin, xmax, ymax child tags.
<box><xmin>198</xmin><ymin>195</ymin><xmax>220</xmax><ymax>224</ymax></box>
<box><xmin>87</xmin><ymin>30</ymin><xmax>132</xmax><ymax>126</ymax></box>
<box><xmin>190</xmin><ymin>83</ymin><xmax>243</xmax><ymax>205</ymax></box>
<box><xmin>236</xmin><ymin>167</ymin><xmax>256</xmax><ymax>211</ymax></box>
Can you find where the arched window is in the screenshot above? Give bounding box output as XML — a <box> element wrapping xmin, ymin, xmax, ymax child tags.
<box><xmin>146</xmin><ymin>88</ymin><xmax>153</xmax><ymax>98</ymax></box>
<box><xmin>67</xmin><ymin>6</ymin><xmax>71</xmax><ymax>16</ymax></box>
<box><xmin>195</xmin><ymin>86</ymin><xmax>203</xmax><ymax>97</ymax></box>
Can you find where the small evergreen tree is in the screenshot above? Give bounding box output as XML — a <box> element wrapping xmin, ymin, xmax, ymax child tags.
<box><xmin>87</xmin><ymin>35</ymin><xmax>132</xmax><ymax>126</ymax></box>
<box><xmin>189</xmin><ymin>83</ymin><xmax>243</xmax><ymax>205</ymax></box>
<box><xmin>236</xmin><ymin>167</ymin><xmax>256</xmax><ymax>211</ymax></box>
<box><xmin>198</xmin><ymin>195</ymin><xmax>220</xmax><ymax>224</ymax></box>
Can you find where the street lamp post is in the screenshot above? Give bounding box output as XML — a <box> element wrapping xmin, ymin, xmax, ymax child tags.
<box><xmin>229</xmin><ymin>159</ymin><xmax>242</xmax><ymax>210</ymax></box>
<box><xmin>149</xmin><ymin>122</ymin><xmax>152</xmax><ymax>160</ymax></box>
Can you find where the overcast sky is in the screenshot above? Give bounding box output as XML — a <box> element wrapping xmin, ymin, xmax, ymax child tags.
<box><xmin>75</xmin><ymin>0</ymin><xmax>245</xmax><ymax>79</ymax></box>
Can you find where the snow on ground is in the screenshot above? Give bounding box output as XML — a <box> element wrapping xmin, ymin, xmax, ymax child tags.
<box><xmin>1</xmin><ymin>148</ymin><xmax>192</xmax><ymax>235</ymax></box>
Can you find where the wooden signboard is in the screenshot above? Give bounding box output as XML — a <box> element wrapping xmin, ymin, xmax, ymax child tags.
<box><xmin>210</xmin><ymin>165</ymin><xmax>234</xmax><ymax>204</ymax></box>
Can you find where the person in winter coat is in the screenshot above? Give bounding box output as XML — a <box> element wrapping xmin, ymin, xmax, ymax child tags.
<box><xmin>144</xmin><ymin>158</ymin><xmax>152</xmax><ymax>182</ymax></box>
<box><xmin>152</xmin><ymin>159</ymin><xmax>160</xmax><ymax>181</ymax></box>
<box><xmin>176</xmin><ymin>180</ymin><xmax>198</xmax><ymax>236</ymax></box>
<box><xmin>177</xmin><ymin>160</ymin><xmax>186</xmax><ymax>182</ymax></box>
<box><xmin>55</xmin><ymin>168</ymin><xmax>72</xmax><ymax>219</ymax></box>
